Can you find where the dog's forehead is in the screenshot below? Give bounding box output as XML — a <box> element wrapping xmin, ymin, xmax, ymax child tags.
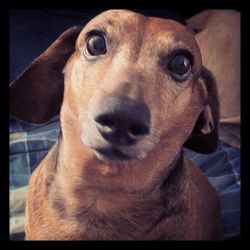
<box><xmin>84</xmin><ymin>10</ymin><xmax>195</xmax><ymax>43</ymax></box>
<box><xmin>77</xmin><ymin>9</ymin><xmax>201</xmax><ymax>65</ymax></box>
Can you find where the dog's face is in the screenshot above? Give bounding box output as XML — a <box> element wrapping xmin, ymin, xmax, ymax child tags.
<box><xmin>10</xmin><ymin>9</ymin><xmax>219</xmax><ymax>168</ymax></box>
<box><xmin>62</xmin><ymin>10</ymin><xmax>206</xmax><ymax>162</ymax></box>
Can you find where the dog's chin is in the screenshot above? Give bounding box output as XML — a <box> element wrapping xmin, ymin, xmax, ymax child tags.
<box><xmin>81</xmin><ymin>122</ymin><xmax>159</xmax><ymax>163</ymax></box>
<box><xmin>93</xmin><ymin>147</ymin><xmax>136</xmax><ymax>163</ymax></box>
<box><xmin>82</xmin><ymin>135</ymin><xmax>159</xmax><ymax>163</ymax></box>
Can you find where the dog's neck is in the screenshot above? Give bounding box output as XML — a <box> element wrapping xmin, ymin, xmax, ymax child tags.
<box><xmin>55</xmin><ymin>134</ymin><xmax>185</xmax><ymax>192</ymax></box>
<box><xmin>46</xmin><ymin>135</ymin><xmax>189</xmax><ymax>239</ymax></box>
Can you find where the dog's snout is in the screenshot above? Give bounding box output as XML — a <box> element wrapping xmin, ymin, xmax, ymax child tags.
<box><xmin>94</xmin><ymin>97</ymin><xmax>150</xmax><ymax>146</ymax></box>
<box><xmin>95</xmin><ymin>113</ymin><xmax>149</xmax><ymax>145</ymax></box>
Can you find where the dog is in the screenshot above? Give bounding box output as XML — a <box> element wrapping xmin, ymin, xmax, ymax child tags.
<box><xmin>10</xmin><ymin>10</ymin><xmax>222</xmax><ymax>240</ymax></box>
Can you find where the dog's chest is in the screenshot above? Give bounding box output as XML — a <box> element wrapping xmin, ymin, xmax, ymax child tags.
<box><xmin>48</xmin><ymin>187</ymin><xmax>169</xmax><ymax>240</ymax></box>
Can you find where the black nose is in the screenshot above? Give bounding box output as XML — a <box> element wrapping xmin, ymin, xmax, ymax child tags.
<box><xmin>94</xmin><ymin>97</ymin><xmax>150</xmax><ymax>146</ymax></box>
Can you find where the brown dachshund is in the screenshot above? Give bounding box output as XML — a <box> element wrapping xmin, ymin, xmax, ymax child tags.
<box><xmin>10</xmin><ymin>10</ymin><xmax>222</xmax><ymax>240</ymax></box>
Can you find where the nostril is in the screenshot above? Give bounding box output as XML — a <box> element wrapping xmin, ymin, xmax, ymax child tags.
<box><xmin>95</xmin><ymin>116</ymin><xmax>116</xmax><ymax>128</ymax></box>
<box><xmin>128</xmin><ymin>124</ymin><xmax>149</xmax><ymax>138</ymax></box>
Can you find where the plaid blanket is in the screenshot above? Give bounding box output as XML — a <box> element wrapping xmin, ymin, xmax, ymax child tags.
<box><xmin>184</xmin><ymin>144</ymin><xmax>240</xmax><ymax>239</ymax></box>
<box><xmin>9</xmin><ymin>116</ymin><xmax>240</xmax><ymax>240</ymax></box>
<box><xmin>9</xmin><ymin>116</ymin><xmax>60</xmax><ymax>189</ymax></box>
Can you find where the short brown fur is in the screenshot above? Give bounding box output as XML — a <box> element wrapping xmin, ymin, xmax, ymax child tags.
<box><xmin>10</xmin><ymin>10</ymin><xmax>222</xmax><ymax>240</ymax></box>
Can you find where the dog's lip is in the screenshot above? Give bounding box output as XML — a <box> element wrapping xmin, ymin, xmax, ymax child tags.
<box><xmin>94</xmin><ymin>147</ymin><xmax>132</xmax><ymax>161</ymax></box>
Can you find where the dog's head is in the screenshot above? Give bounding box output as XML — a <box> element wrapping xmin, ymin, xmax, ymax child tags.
<box><xmin>10</xmin><ymin>10</ymin><xmax>219</xmax><ymax>164</ymax></box>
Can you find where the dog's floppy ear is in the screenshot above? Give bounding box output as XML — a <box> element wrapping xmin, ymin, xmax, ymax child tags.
<box><xmin>184</xmin><ymin>67</ymin><xmax>220</xmax><ymax>154</ymax></box>
<box><xmin>10</xmin><ymin>26</ymin><xmax>82</xmax><ymax>124</ymax></box>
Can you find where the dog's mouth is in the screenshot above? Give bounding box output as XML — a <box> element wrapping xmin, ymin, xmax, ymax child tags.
<box><xmin>94</xmin><ymin>147</ymin><xmax>133</xmax><ymax>162</ymax></box>
<box><xmin>81</xmin><ymin>110</ymin><xmax>160</xmax><ymax>163</ymax></box>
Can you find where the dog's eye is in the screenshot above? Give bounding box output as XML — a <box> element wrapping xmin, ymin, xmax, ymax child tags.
<box><xmin>168</xmin><ymin>54</ymin><xmax>192</xmax><ymax>81</ymax></box>
<box><xmin>85</xmin><ymin>33</ymin><xmax>107</xmax><ymax>57</ymax></box>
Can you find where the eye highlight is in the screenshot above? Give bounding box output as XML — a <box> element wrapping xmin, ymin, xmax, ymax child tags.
<box><xmin>160</xmin><ymin>50</ymin><xmax>193</xmax><ymax>82</ymax></box>
<box><xmin>167</xmin><ymin>52</ymin><xmax>192</xmax><ymax>82</ymax></box>
<box><xmin>84</xmin><ymin>30</ymin><xmax>107</xmax><ymax>58</ymax></box>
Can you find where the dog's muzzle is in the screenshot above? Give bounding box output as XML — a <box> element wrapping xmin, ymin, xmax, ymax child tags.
<box><xmin>84</xmin><ymin>96</ymin><xmax>151</xmax><ymax>161</ymax></box>
<box><xmin>94</xmin><ymin>97</ymin><xmax>150</xmax><ymax>146</ymax></box>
